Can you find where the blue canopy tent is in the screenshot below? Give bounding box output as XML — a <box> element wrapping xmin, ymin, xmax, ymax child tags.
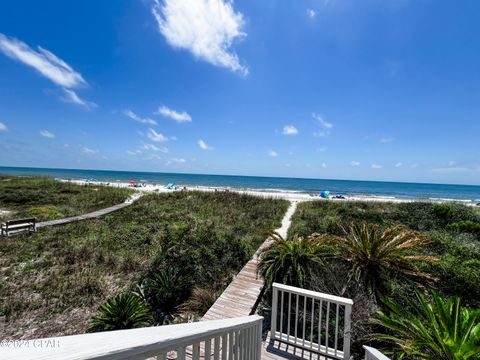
<box><xmin>165</xmin><ymin>183</ymin><xmax>177</xmax><ymax>190</ymax></box>
<box><xmin>320</xmin><ymin>190</ymin><xmax>330</xmax><ymax>198</ymax></box>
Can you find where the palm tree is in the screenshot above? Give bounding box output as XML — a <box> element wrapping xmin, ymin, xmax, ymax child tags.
<box><xmin>90</xmin><ymin>292</ymin><xmax>152</xmax><ymax>331</ymax></box>
<box><xmin>143</xmin><ymin>268</ymin><xmax>190</xmax><ymax>323</ymax></box>
<box><xmin>258</xmin><ymin>231</ymin><xmax>328</xmax><ymax>288</ymax></box>
<box><xmin>312</xmin><ymin>222</ymin><xmax>437</xmax><ymax>299</ymax></box>
<box><xmin>373</xmin><ymin>291</ymin><xmax>480</xmax><ymax>359</ymax></box>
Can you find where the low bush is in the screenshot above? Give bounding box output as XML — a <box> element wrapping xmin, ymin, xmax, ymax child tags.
<box><xmin>447</xmin><ymin>220</ymin><xmax>480</xmax><ymax>236</ymax></box>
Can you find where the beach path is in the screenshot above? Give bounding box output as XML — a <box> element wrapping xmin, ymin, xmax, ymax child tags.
<box><xmin>202</xmin><ymin>200</ymin><xmax>297</xmax><ymax>321</ymax></box>
<box><xmin>201</xmin><ymin>201</ymin><xmax>299</xmax><ymax>359</ymax></box>
<box><xmin>36</xmin><ymin>193</ymin><xmax>143</xmax><ymax>229</ymax></box>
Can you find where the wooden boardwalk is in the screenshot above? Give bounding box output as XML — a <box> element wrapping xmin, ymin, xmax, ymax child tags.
<box><xmin>36</xmin><ymin>193</ymin><xmax>142</xmax><ymax>228</ymax></box>
<box><xmin>201</xmin><ymin>201</ymin><xmax>300</xmax><ymax>359</ymax></box>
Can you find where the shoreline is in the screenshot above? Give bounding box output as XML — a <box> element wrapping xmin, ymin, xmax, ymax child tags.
<box><xmin>59</xmin><ymin>179</ymin><xmax>479</xmax><ymax>205</ymax></box>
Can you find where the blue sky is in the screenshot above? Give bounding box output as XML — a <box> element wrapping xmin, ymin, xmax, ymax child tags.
<box><xmin>0</xmin><ymin>0</ymin><xmax>479</xmax><ymax>185</ymax></box>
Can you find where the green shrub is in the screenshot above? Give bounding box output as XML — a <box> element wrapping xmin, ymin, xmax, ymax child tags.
<box><xmin>447</xmin><ymin>220</ymin><xmax>480</xmax><ymax>236</ymax></box>
<box><xmin>438</xmin><ymin>256</ymin><xmax>480</xmax><ymax>307</ymax></box>
<box><xmin>90</xmin><ymin>293</ymin><xmax>152</xmax><ymax>331</ymax></box>
<box><xmin>427</xmin><ymin>232</ymin><xmax>480</xmax><ymax>258</ymax></box>
<box><xmin>143</xmin><ymin>268</ymin><xmax>191</xmax><ymax>323</ymax></box>
<box><xmin>23</xmin><ymin>205</ymin><xmax>64</xmax><ymax>221</ymax></box>
<box><xmin>393</xmin><ymin>202</ymin><xmax>480</xmax><ymax>231</ymax></box>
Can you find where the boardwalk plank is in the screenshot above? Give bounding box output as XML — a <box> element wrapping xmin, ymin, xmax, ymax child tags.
<box><xmin>199</xmin><ymin>202</ymin><xmax>301</xmax><ymax>359</ymax></box>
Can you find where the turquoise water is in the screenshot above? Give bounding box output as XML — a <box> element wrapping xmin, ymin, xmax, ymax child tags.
<box><xmin>1</xmin><ymin>166</ymin><xmax>480</xmax><ymax>202</ymax></box>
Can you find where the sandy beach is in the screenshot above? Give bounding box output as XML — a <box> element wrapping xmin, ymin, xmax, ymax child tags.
<box><xmin>59</xmin><ymin>179</ymin><xmax>476</xmax><ymax>204</ymax></box>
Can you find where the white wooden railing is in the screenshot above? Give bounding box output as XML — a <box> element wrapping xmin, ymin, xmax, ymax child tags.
<box><xmin>270</xmin><ymin>283</ymin><xmax>353</xmax><ymax>360</ymax></box>
<box><xmin>1</xmin><ymin>315</ymin><xmax>263</xmax><ymax>360</ymax></box>
<box><xmin>363</xmin><ymin>346</ymin><xmax>391</xmax><ymax>360</ymax></box>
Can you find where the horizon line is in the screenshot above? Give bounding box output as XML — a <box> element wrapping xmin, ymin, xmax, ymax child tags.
<box><xmin>1</xmin><ymin>165</ymin><xmax>479</xmax><ymax>188</ymax></box>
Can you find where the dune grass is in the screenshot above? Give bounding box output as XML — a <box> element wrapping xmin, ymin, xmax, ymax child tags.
<box><xmin>0</xmin><ymin>176</ymin><xmax>133</xmax><ymax>222</ymax></box>
<box><xmin>0</xmin><ymin>191</ymin><xmax>288</xmax><ymax>339</ymax></box>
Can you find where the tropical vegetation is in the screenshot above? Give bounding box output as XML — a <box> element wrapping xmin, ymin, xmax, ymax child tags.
<box><xmin>258</xmin><ymin>231</ymin><xmax>328</xmax><ymax>288</ymax></box>
<box><xmin>90</xmin><ymin>293</ymin><xmax>152</xmax><ymax>331</ymax></box>
<box><xmin>258</xmin><ymin>200</ymin><xmax>480</xmax><ymax>359</ymax></box>
<box><xmin>313</xmin><ymin>223</ymin><xmax>438</xmax><ymax>300</ymax></box>
<box><xmin>373</xmin><ymin>291</ymin><xmax>480</xmax><ymax>360</ymax></box>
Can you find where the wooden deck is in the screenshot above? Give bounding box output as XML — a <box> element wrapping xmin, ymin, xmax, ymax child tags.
<box><xmin>201</xmin><ymin>201</ymin><xmax>301</xmax><ymax>359</ymax></box>
<box><xmin>36</xmin><ymin>193</ymin><xmax>142</xmax><ymax>228</ymax></box>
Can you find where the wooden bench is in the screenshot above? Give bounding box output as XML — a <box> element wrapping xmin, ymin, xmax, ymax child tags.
<box><xmin>1</xmin><ymin>218</ymin><xmax>36</xmax><ymax>236</ymax></box>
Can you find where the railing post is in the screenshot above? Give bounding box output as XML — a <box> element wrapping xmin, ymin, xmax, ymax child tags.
<box><xmin>343</xmin><ymin>303</ymin><xmax>352</xmax><ymax>360</ymax></box>
<box><xmin>270</xmin><ymin>284</ymin><xmax>278</xmax><ymax>342</ymax></box>
<box><xmin>257</xmin><ymin>317</ymin><xmax>263</xmax><ymax>360</ymax></box>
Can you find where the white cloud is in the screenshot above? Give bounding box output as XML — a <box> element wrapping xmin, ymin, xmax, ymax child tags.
<box><xmin>371</xmin><ymin>164</ymin><xmax>383</xmax><ymax>169</ymax></box>
<box><xmin>350</xmin><ymin>161</ymin><xmax>360</xmax><ymax>166</ymax></box>
<box><xmin>380</xmin><ymin>137</ymin><xmax>394</xmax><ymax>144</ymax></box>
<box><xmin>268</xmin><ymin>150</ymin><xmax>278</xmax><ymax>157</ymax></box>
<box><xmin>448</xmin><ymin>160</ymin><xmax>455</xmax><ymax>167</ymax></box>
<box><xmin>307</xmin><ymin>9</ymin><xmax>317</xmax><ymax>18</ymax></box>
<box><xmin>0</xmin><ymin>122</ymin><xmax>7</xmax><ymax>131</ymax></box>
<box><xmin>283</xmin><ymin>125</ymin><xmax>298</xmax><ymax>135</ymax></box>
<box><xmin>157</xmin><ymin>105</ymin><xmax>192</xmax><ymax>123</ymax></box>
<box><xmin>126</xmin><ymin>150</ymin><xmax>141</xmax><ymax>156</ymax></box>
<box><xmin>0</xmin><ymin>34</ymin><xmax>97</xmax><ymax>110</ymax></box>
<box><xmin>147</xmin><ymin>128</ymin><xmax>169</xmax><ymax>142</ymax></box>
<box><xmin>0</xmin><ymin>33</ymin><xmax>86</xmax><ymax>88</ymax></box>
<box><xmin>152</xmin><ymin>0</ymin><xmax>248</xmax><ymax>75</ymax></box>
<box><xmin>316</xmin><ymin>146</ymin><xmax>327</xmax><ymax>153</ymax></box>
<box><xmin>312</xmin><ymin>113</ymin><xmax>333</xmax><ymax>129</ymax></box>
<box><xmin>123</xmin><ymin>109</ymin><xmax>157</xmax><ymax>125</ymax></box>
<box><xmin>312</xmin><ymin>113</ymin><xmax>332</xmax><ymax>137</ymax></box>
<box><xmin>198</xmin><ymin>139</ymin><xmax>213</xmax><ymax>150</ymax></box>
<box><xmin>62</xmin><ymin>89</ymin><xmax>97</xmax><ymax>109</ymax></box>
<box><xmin>39</xmin><ymin>130</ymin><xmax>55</xmax><ymax>139</ymax></box>
<box><xmin>321</xmin><ymin>162</ymin><xmax>327</xmax><ymax>168</ymax></box>
<box><xmin>165</xmin><ymin>157</ymin><xmax>187</xmax><ymax>166</ymax></box>
<box><xmin>143</xmin><ymin>143</ymin><xmax>168</xmax><ymax>153</ymax></box>
<box><xmin>82</xmin><ymin>147</ymin><xmax>98</xmax><ymax>155</ymax></box>
<box><xmin>395</xmin><ymin>162</ymin><xmax>403</xmax><ymax>168</ymax></box>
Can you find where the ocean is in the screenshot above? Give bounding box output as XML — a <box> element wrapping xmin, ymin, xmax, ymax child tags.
<box><xmin>1</xmin><ymin>166</ymin><xmax>479</xmax><ymax>202</ymax></box>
